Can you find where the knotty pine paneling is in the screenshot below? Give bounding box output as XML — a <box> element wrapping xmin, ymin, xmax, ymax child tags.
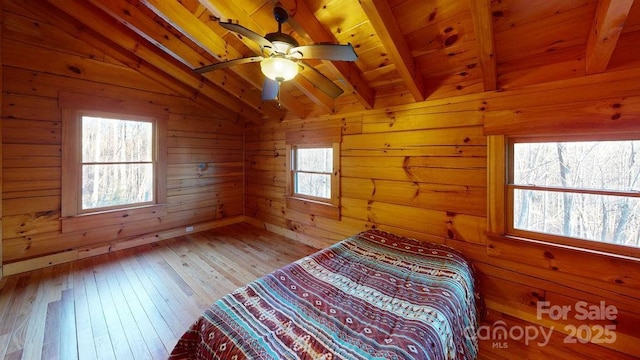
<box><xmin>1</xmin><ymin>0</ymin><xmax>244</xmax><ymax>266</ymax></box>
<box><xmin>244</xmin><ymin>67</ymin><xmax>640</xmax><ymax>358</ymax></box>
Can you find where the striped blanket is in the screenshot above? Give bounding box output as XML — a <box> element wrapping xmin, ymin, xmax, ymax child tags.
<box><xmin>170</xmin><ymin>229</ymin><xmax>479</xmax><ymax>359</ymax></box>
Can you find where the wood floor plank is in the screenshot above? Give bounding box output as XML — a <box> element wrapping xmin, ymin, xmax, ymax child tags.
<box><xmin>59</xmin><ymin>288</ymin><xmax>79</xmax><ymax>360</ymax></box>
<box><xmin>0</xmin><ymin>223</ymin><xmax>319</xmax><ymax>359</ymax></box>
<box><xmin>72</xmin><ymin>259</ymin><xmax>98</xmax><ymax>360</ymax></box>
<box><xmin>21</xmin><ymin>266</ymin><xmax>51</xmax><ymax>360</ymax></box>
<box><xmin>140</xmin><ymin>243</ymin><xmax>210</xmax><ymax>316</ymax></box>
<box><xmin>81</xmin><ymin>258</ymin><xmax>116</xmax><ymax>360</ymax></box>
<box><xmin>48</xmin><ymin>262</ymin><xmax>72</xmax><ymax>302</ymax></box>
<box><xmin>193</xmin><ymin>234</ymin><xmax>259</xmax><ymax>286</ymax></box>
<box><xmin>142</xmin><ymin>244</ymin><xmax>199</xmax><ymax>300</ymax></box>
<box><xmin>168</xmin><ymin>237</ymin><xmax>242</xmax><ymax>294</ymax></box>
<box><xmin>41</xmin><ymin>300</ymin><xmax>61</xmax><ymax>360</ymax></box>
<box><xmin>91</xmin><ymin>256</ymin><xmax>136</xmax><ymax>360</ymax></box>
<box><xmin>113</xmin><ymin>249</ymin><xmax>186</xmax><ymax>336</ymax></box>
<box><xmin>199</xmin><ymin>233</ymin><xmax>275</xmax><ymax>281</ymax></box>
<box><xmin>127</xmin><ymin>245</ymin><xmax>204</xmax><ymax>328</ymax></box>
<box><xmin>1</xmin><ymin>275</ymin><xmax>31</xmax><ymax>359</ymax></box>
<box><xmin>109</xmin><ymin>250</ymin><xmax>173</xmax><ymax>357</ymax></box>
<box><xmin>0</xmin><ymin>334</ymin><xmax>10</xmax><ymax>360</ymax></box>
<box><xmin>106</xmin><ymin>257</ymin><xmax>168</xmax><ymax>359</ymax></box>
<box><xmin>7</xmin><ymin>271</ymin><xmax>43</xmax><ymax>358</ymax></box>
<box><xmin>0</xmin><ymin>276</ymin><xmax>18</xmax><ymax>339</ymax></box>
<box><xmin>4</xmin><ymin>348</ymin><xmax>22</xmax><ymax>360</ymax></box>
<box><xmin>101</xmin><ymin>254</ymin><xmax>154</xmax><ymax>360</ymax></box>
<box><xmin>41</xmin><ymin>263</ymin><xmax>72</xmax><ymax>359</ymax></box>
<box><xmin>0</xmin><ymin>277</ymin><xmax>9</xmax><ymax>292</ymax></box>
<box><xmin>154</xmin><ymin>239</ymin><xmax>220</xmax><ymax>306</ymax></box>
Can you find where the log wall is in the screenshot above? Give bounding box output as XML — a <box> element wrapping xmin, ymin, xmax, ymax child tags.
<box><xmin>2</xmin><ymin>0</ymin><xmax>640</xmax><ymax>358</ymax></box>
<box><xmin>1</xmin><ymin>0</ymin><xmax>244</xmax><ymax>274</ymax></box>
<box><xmin>245</xmin><ymin>67</ymin><xmax>640</xmax><ymax>359</ymax></box>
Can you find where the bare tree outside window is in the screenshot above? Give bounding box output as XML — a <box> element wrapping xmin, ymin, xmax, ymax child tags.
<box><xmin>81</xmin><ymin>116</ymin><xmax>154</xmax><ymax>210</ymax></box>
<box><xmin>512</xmin><ymin>140</ymin><xmax>640</xmax><ymax>248</ymax></box>
<box><xmin>293</xmin><ymin>147</ymin><xmax>333</xmax><ymax>199</ymax></box>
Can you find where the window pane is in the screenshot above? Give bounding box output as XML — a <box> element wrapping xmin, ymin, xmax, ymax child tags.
<box><xmin>296</xmin><ymin>148</ymin><xmax>333</xmax><ymax>172</ymax></box>
<box><xmin>295</xmin><ymin>173</ymin><xmax>331</xmax><ymax>199</ymax></box>
<box><xmin>513</xmin><ymin>140</ymin><xmax>640</xmax><ymax>191</ymax></box>
<box><xmin>82</xmin><ymin>164</ymin><xmax>153</xmax><ymax>209</ymax></box>
<box><xmin>82</xmin><ymin>116</ymin><xmax>153</xmax><ymax>162</ymax></box>
<box><xmin>513</xmin><ymin>189</ymin><xmax>640</xmax><ymax>248</ymax></box>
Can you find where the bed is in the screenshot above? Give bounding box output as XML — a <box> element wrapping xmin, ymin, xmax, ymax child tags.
<box><xmin>170</xmin><ymin>229</ymin><xmax>480</xmax><ymax>359</ymax></box>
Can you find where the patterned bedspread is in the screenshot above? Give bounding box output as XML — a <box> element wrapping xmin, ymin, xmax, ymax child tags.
<box><xmin>170</xmin><ymin>229</ymin><xmax>479</xmax><ymax>359</ymax></box>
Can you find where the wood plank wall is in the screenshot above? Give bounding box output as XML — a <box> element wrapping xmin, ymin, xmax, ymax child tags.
<box><xmin>245</xmin><ymin>67</ymin><xmax>640</xmax><ymax>359</ymax></box>
<box><xmin>2</xmin><ymin>0</ymin><xmax>640</xmax><ymax>358</ymax></box>
<box><xmin>1</xmin><ymin>0</ymin><xmax>244</xmax><ymax>273</ymax></box>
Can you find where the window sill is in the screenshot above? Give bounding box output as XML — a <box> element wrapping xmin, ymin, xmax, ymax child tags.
<box><xmin>485</xmin><ymin>231</ymin><xmax>640</xmax><ymax>263</ymax></box>
<box><xmin>286</xmin><ymin>196</ymin><xmax>340</xmax><ymax>220</ymax></box>
<box><xmin>61</xmin><ymin>204</ymin><xmax>167</xmax><ymax>234</ymax></box>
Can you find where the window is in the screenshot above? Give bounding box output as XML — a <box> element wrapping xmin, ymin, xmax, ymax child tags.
<box><xmin>80</xmin><ymin>114</ymin><xmax>155</xmax><ymax>212</ymax></box>
<box><xmin>285</xmin><ymin>128</ymin><xmax>341</xmax><ymax>220</ymax></box>
<box><xmin>292</xmin><ymin>146</ymin><xmax>334</xmax><ymax>199</ymax></box>
<box><xmin>489</xmin><ymin>134</ymin><xmax>640</xmax><ymax>257</ymax></box>
<box><xmin>60</xmin><ymin>93</ymin><xmax>167</xmax><ymax>232</ymax></box>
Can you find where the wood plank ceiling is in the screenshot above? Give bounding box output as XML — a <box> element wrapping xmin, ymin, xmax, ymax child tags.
<box><xmin>38</xmin><ymin>0</ymin><xmax>640</xmax><ymax>122</ymax></box>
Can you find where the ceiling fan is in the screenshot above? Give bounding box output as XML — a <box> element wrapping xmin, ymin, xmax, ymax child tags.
<box><xmin>194</xmin><ymin>6</ymin><xmax>358</xmax><ymax>102</ymax></box>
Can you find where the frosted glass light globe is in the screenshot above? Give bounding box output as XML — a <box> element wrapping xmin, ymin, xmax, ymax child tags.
<box><xmin>261</xmin><ymin>57</ymin><xmax>299</xmax><ymax>82</ymax></box>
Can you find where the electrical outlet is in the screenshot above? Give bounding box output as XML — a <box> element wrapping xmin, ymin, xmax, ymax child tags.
<box><xmin>185</xmin><ymin>226</ymin><xmax>194</xmax><ymax>233</ymax></box>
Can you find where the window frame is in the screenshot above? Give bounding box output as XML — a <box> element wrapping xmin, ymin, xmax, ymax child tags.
<box><xmin>285</xmin><ymin>128</ymin><xmax>341</xmax><ymax>220</ymax></box>
<box><xmin>488</xmin><ymin>133</ymin><xmax>640</xmax><ymax>259</ymax></box>
<box><xmin>77</xmin><ymin>111</ymin><xmax>157</xmax><ymax>214</ymax></box>
<box><xmin>60</xmin><ymin>93</ymin><xmax>167</xmax><ymax>233</ymax></box>
<box><xmin>289</xmin><ymin>144</ymin><xmax>340</xmax><ymax>202</ymax></box>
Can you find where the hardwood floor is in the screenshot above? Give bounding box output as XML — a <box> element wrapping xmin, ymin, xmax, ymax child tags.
<box><xmin>0</xmin><ymin>223</ymin><xmax>319</xmax><ymax>360</ymax></box>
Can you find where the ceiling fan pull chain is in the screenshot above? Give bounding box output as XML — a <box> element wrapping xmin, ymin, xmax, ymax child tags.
<box><xmin>277</xmin><ymin>80</ymin><xmax>283</xmax><ymax>108</ymax></box>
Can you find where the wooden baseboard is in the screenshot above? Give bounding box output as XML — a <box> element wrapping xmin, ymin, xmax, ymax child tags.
<box><xmin>2</xmin><ymin>215</ymin><xmax>244</xmax><ymax>276</ymax></box>
<box><xmin>242</xmin><ymin>216</ymin><xmax>334</xmax><ymax>249</ymax></box>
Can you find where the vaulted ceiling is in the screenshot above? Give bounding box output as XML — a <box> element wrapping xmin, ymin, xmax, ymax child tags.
<box><xmin>40</xmin><ymin>0</ymin><xmax>640</xmax><ymax>122</ymax></box>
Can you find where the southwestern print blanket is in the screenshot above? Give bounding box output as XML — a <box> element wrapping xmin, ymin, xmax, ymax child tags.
<box><xmin>170</xmin><ymin>229</ymin><xmax>479</xmax><ymax>359</ymax></box>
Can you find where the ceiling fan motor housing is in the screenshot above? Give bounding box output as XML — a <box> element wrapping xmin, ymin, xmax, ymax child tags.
<box><xmin>265</xmin><ymin>32</ymin><xmax>299</xmax><ymax>54</ymax></box>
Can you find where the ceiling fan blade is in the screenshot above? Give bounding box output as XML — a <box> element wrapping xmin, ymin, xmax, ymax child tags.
<box><xmin>290</xmin><ymin>44</ymin><xmax>357</xmax><ymax>61</ymax></box>
<box><xmin>194</xmin><ymin>56</ymin><xmax>263</xmax><ymax>74</ymax></box>
<box><xmin>219</xmin><ymin>22</ymin><xmax>274</xmax><ymax>53</ymax></box>
<box><xmin>262</xmin><ymin>78</ymin><xmax>280</xmax><ymax>101</ymax></box>
<box><xmin>298</xmin><ymin>63</ymin><xmax>344</xmax><ymax>98</ymax></box>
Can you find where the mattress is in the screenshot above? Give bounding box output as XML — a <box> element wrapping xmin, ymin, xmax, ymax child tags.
<box><xmin>170</xmin><ymin>229</ymin><xmax>479</xmax><ymax>359</ymax></box>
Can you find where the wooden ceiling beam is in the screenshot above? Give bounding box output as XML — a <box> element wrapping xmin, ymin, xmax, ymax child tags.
<box><xmin>275</xmin><ymin>0</ymin><xmax>376</xmax><ymax>110</ymax></box>
<box><xmin>197</xmin><ymin>0</ymin><xmax>266</xmax><ymax>35</ymax></box>
<box><xmin>43</xmin><ymin>0</ymin><xmax>261</xmax><ymax>120</ymax></box>
<box><xmin>468</xmin><ymin>0</ymin><xmax>498</xmax><ymax>91</ymax></box>
<box><xmin>90</xmin><ymin>0</ymin><xmax>307</xmax><ymax>119</ymax></box>
<box><xmin>359</xmin><ymin>0</ymin><xmax>425</xmax><ymax>102</ymax></box>
<box><xmin>11</xmin><ymin>0</ymin><xmax>235</xmax><ymax>119</ymax></box>
<box><xmin>196</xmin><ymin>0</ymin><xmax>314</xmax><ymax>118</ymax></box>
<box><xmin>294</xmin><ymin>75</ymin><xmax>335</xmax><ymax>114</ymax></box>
<box><xmin>87</xmin><ymin>0</ymin><xmax>201</xmax><ymax>68</ymax></box>
<box><xmin>586</xmin><ymin>0</ymin><xmax>635</xmax><ymax>75</ymax></box>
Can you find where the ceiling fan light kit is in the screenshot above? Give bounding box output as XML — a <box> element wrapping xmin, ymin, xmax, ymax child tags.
<box><xmin>194</xmin><ymin>6</ymin><xmax>358</xmax><ymax>102</ymax></box>
<box><xmin>260</xmin><ymin>57</ymin><xmax>299</xmax><ymax>82</ymax></box>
